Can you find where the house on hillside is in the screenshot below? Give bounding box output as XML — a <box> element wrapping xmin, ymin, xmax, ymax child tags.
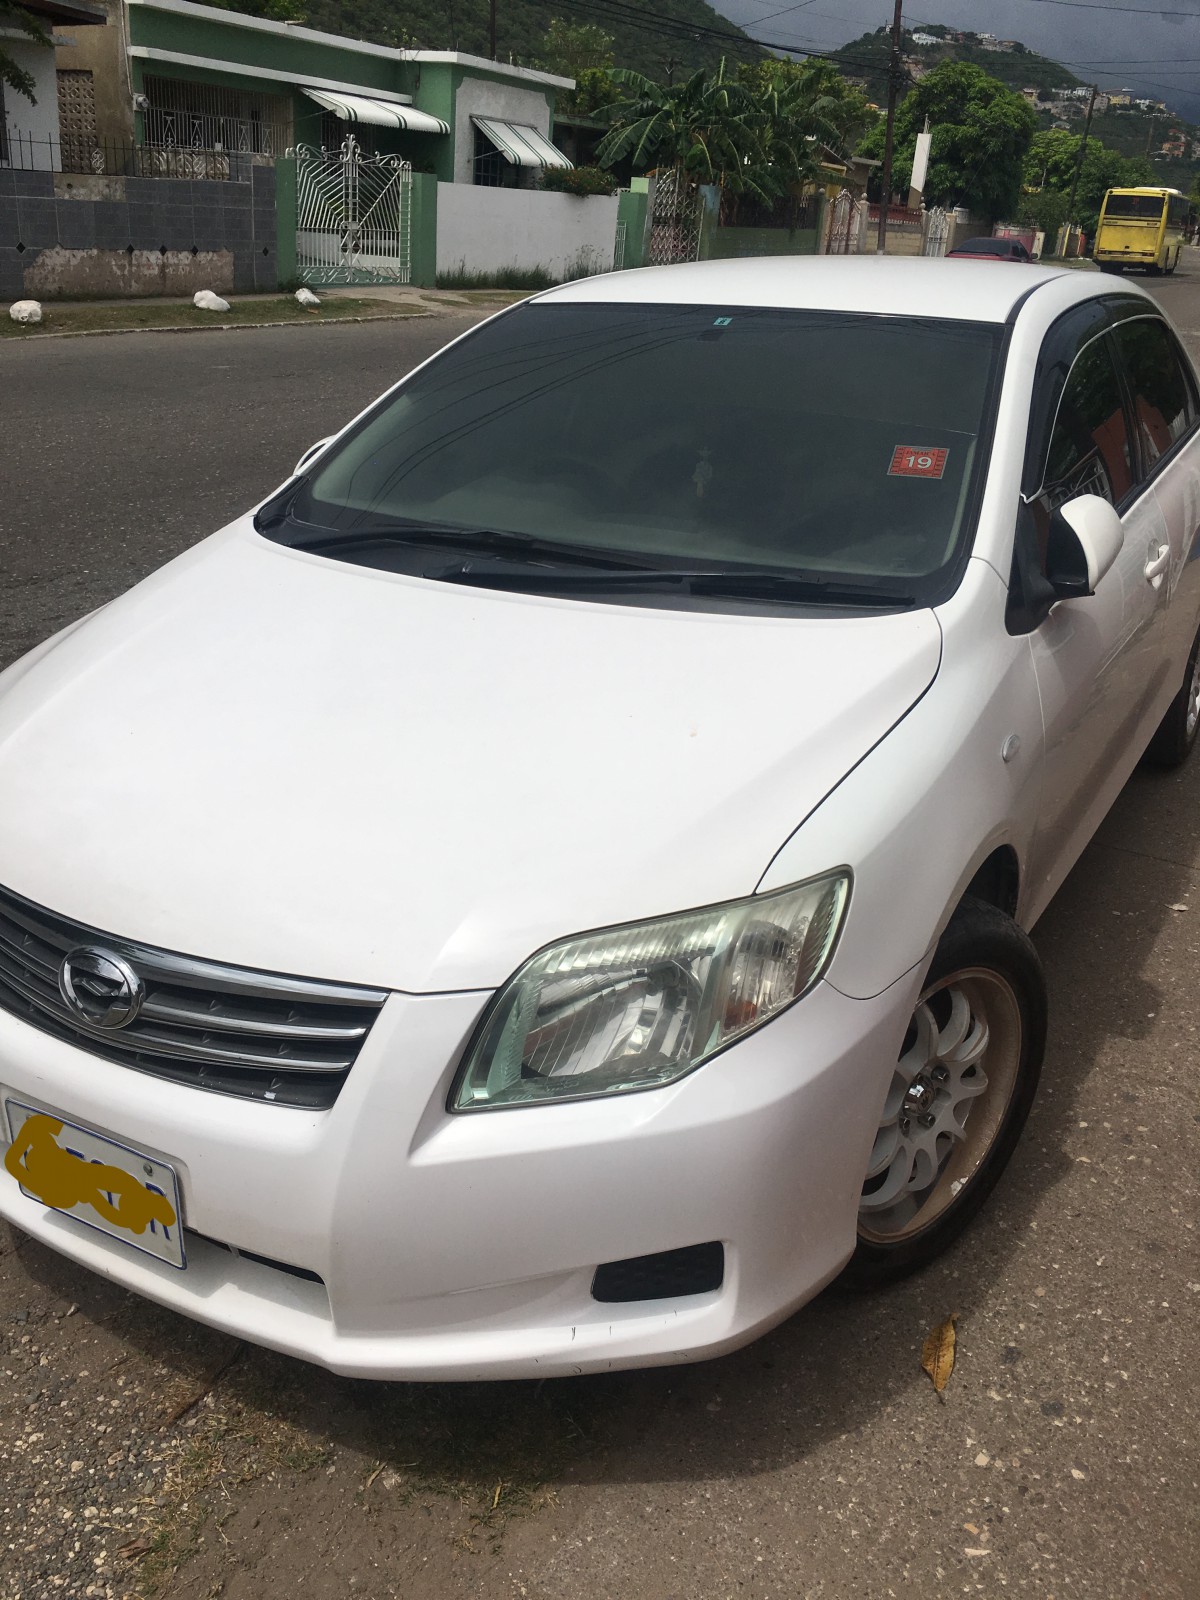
<box><xmin>0</xmin><ymin>0</ymin><xmax>108</xmax><ymax>168</ymax></box>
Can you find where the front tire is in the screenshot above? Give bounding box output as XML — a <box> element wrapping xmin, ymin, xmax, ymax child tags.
<box><xmin>844</xmin><ymin>897</ymin><xmax>1045</xmax><ymax>1289</ymax></box>
<box><xmin>1145</xmin><ymin>624</ymin><xmax>1200</xmax><ymax>769</ymax></box>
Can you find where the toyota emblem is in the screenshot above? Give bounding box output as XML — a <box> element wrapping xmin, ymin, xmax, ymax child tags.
<box><xmin>58</xmin><ymin>946</ymin><xmax>145</xmax><ymax>1030</ymax></box>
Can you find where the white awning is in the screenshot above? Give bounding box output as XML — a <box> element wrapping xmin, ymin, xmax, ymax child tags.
<box><xmin>472</xmin><ymin>116</ymin><xmax>572</xmax><ymax>169</ymax></box>
<box><xmin>303</xmin><ymin>88</ymin><xmax>448</xmax><ymax>135</ymax></box>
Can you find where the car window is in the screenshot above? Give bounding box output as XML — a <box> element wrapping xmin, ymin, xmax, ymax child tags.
<box><xmin>282</xmin><ymin>303</ymin><xmax>1004</xmax><ymax>599</ymax></box>
<box><xmin>1113</xmin><ymin>316</ymin><xmax>1197</xmax><ymax>472</ymax></box>
<box><xmin>1030</xmin><ymin>334</ymin><xmax>1134</xmax><ymax>553</ymax></box>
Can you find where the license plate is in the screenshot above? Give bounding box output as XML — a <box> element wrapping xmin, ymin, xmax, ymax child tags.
<box><xmin>3</xmin><ymin>1099</ymin><xmax>185</xmax><ymax>1269</ymax></box>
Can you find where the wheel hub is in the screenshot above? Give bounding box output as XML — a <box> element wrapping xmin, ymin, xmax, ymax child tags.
<box><xmin>900</xmin><ymin>1073</ymin><xmax>938</xmax><ymax>1121</ymax></box>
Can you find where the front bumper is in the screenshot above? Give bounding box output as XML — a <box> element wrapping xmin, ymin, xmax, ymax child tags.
<box><xmin>0</xmin><ymin>970</ymin><xmax>921</xmax><ymax>1379</ymax></box>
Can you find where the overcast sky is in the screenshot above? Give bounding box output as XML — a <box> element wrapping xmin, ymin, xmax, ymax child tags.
<box><xmin>717</xmin><ymin>0</ymin><xmax>1200</xmax><ymax>121</ymax></box>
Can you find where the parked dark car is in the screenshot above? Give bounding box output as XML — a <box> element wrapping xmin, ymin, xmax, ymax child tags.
<box><xmin>947</xmin><ymin>236</ymin><xmax>1034</xmax><ymax>262</ymax></box>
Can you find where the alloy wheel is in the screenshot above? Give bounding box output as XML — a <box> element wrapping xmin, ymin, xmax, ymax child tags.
<box><xmin>1185</xmin><ymin>646</ymin><xmax>1200</xmax><ymax>741</ymax></box>
<box><xmin>858</xmin><ymin>968</ymin><xmax>1022</xmax><ymax>1243</ymax></box>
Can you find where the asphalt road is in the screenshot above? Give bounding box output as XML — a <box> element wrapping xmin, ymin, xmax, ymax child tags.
<box><xmin>1</xmin><ymin>272</ymin><xmax>1199</xmax><ymax>1600</ymax></box>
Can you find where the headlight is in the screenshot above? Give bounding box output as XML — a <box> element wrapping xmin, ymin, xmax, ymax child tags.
<box><xmin>451</xmin><ymin>871</ymin><xmax>850</xmax><ymax>1111</ymax></box>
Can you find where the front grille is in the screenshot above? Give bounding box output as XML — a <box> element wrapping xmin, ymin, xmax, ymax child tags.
<box><xmin>0</xmin><ymin>882</ymin><xmax>387</xmax><ymax>1108</ymax></box>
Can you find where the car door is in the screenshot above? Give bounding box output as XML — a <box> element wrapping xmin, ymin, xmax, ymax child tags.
<box><xmin>1110</xmin><ymin>311</ymin><xmax>1200</xmax><ymax>683</ymax></box>
<box><xmin>1022</xmin><ymin>317</ymin><xmax>1172</xmax><ymax>916</ymax></box>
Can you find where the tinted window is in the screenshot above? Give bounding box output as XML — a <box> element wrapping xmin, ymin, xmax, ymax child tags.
<box><xmin>1103</xmin><ymin>193</ymin><xmax>1166</xmax><ymax>221</ymax></box>
<box><xmin>1114</xmin><ymin>317</ymin><xmax>1197</xmax><ymax>469</ymax></box>
<box><xmin>282</xmin><ymin>304</ymin><xmax>1003</xmax><ymax>595</ymax></box>
<box><xmin>956</xmin><ymin>238</ymin><xmax>1007</xmax><ymax>256</ymax></box>
<box><xmin>1032</xmin><ymin>335</ymin><xmax>1134</xmax><ymax>549</ymax></box>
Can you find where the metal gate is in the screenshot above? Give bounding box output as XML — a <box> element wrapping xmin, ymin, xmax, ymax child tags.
<box><xmin>294</xmin><ymin>137</ymin><xmax>412</xmax><ymax>285</ymax></box>
<box><xmin>825</xmin><ymin>188</ymin><xmax>868</xmax><ymax>256</ymax></box>
<box><xmin>922</xmin><ymin>206</ymin><xmax>950</xmax><ymax>257</ymax></box>
<box><xmin>646</xmin><ymin>168</ymin><xmax>703</xmax><ymax>265</ymax></box>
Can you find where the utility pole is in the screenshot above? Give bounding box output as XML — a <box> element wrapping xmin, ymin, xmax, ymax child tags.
<box><xmin>489</xmin><ymin>0</ymin><xmax>497</xmax><ymax>59</ymax></box>
<box><xmin>877</xmin><ymin>0</ymin><xmax>905</xmax><ymax>254</ymax></box>
<box><xmin>1066</xmin><ymin>83</ymin><xmax>1097</xmax><ymax>242</ymax></box>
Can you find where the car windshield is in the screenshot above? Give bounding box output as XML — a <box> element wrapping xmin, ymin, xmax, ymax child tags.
<box><xmin>269</xmin><ymin>302</ymin><xmax>1003</xmax><ymax>602</ymax></box>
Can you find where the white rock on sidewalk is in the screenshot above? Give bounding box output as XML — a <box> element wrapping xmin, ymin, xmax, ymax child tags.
<box><xmin>294</xmin><ymin>286</ymin><xmax>321</xmax><ymax>307</ymax></box>
<box><xmin>9</xmin><ymin>299</ymin><xmax>42</xmax><ymax>324</ymax></box>
<box><xmin>193</xmin><ymin>289</ymin><xmax>230</xmax><ymax>312</ymax></box>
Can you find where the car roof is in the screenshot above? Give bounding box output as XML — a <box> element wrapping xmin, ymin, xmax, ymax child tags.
<box><xmin>535</xmin><ymin>255</ymin><xmax>1140</xmax><ymax>325</ymax></box>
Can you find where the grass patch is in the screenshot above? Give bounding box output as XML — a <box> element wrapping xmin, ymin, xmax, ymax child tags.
<box><xmin>347</xmin><ymin>1379</ymin><xmax>600</xmax><ymax>1554</ymax></box>
<box><xmin>435</xmin><ymin>265</ymin><xmax>558</xmax><ymax>291</ymax></box>
<box><xmin>1</xmin><ymin>295</ymin><xmax>420</xmax><ymax>338</ymax></box>
<box><xmin>134</xmin><ymin>1396</ymin><xmax>331</xmax><ymax>1596</ymax></box>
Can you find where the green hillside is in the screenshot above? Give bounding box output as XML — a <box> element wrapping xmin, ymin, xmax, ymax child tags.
<box><xmin>832</xmin><ymin>23</ymin><xmax>1080</xmax><ymax>100</ymax></box>
<box><xmin>1069</xmin><ymin>105</ymin><xmax>1197</xmax><ymax>195</ymax></box>
<box><xmin>214</xmin><ymin>0</ymin><xmax>766</xmax><ymax>78</ymax></box>
<box><xmin>833</xmin><ymin>22</ymin><xmax>1198</xmax><ymax>194</ymax></box>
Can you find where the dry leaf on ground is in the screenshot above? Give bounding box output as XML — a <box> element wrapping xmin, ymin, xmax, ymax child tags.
<box><xmin>921</xmin><ymin>1313</ymin><xmax>959</xmax><ymax>1393</ymax></box>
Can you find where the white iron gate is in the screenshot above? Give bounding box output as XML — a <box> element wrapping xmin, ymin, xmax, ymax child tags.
<box><xmin>294</xmin><ymin>137</ymin><xmax>412</xmax><ymax>285</ymax></box>
<box><xmin>646</xmin><ymin>168</ymin><xmax>703</xmax><ymax>265</ymax></box>
<box><xmin>922</xmin><ymin>206</ymin><xmax>951</xmax><ymax>257</ymax></box>
<box><xmin>824</xmin><ymin>188</ymin><xmax>867</xmax><ymax>256</ymax></box>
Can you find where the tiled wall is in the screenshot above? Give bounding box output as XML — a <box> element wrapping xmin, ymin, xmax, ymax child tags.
<box><xmin>0</xmin><ymin>161</ymin><xmax>279</xmax><ymax>299</ymax></box>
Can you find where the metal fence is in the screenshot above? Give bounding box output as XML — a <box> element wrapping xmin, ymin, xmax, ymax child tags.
<box><xmin>143</xmin><ymin>74</ymin><xmax>291</xmax><ymax>159</ymax></box>
<box><xmin>718</xmin><ymin>192</ymin><xmax>819</xmax><ymax>231</ymax></box>
<box><xmin>2</xmin><ymin>131</ymin><xmax>254</xmax><ymax>181</ymax></box>
<box><xmin>867</xmin><ymin>202</ymin><xmax>924</xmax><ymax>233</ymax></box>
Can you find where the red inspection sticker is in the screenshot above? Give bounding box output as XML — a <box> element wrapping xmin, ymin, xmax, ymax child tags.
<box><xmin>888</xmin><ymin>445</ymin><xmax>948</xmax><ymax>479</ymax></box>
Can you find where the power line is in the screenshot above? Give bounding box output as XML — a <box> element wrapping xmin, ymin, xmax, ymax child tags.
<box><xmin>999</xmin><ymin>0</ymin><xmax>1198</xmax><ymax>13</ymax></box>
<box><xmin>529</xmin><ymin>0</ymin><xmax>895</xmax><ymax>74</ymax></box>
<box><xmin>740</xmin><ymin>0</ymin><xmax>819</xmax><ymax>24</ymax></box>
<box><xmin>1063</xmin><ymin>57</ymin><xmax>1200</xmax><ymax>66</ymax></box>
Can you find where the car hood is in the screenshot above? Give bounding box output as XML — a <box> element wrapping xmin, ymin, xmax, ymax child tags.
<box><xmin>0</xmin><ymin>524</ymin><xmax>942</xmax><ymax>992</ymax></box>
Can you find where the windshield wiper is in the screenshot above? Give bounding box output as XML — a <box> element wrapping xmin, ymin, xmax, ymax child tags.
<box><xmin>284</xmin><ymin>522</ymin><xmax>654</xmax><ymax>571</ymax></box>
<box><xmin>434</xmin><ymin>563</ymin><xmax>918</xmax><ymax>609</ymax></box>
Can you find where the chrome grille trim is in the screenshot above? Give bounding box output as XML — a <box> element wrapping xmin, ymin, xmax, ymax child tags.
<box><xmin>0</xmin><ymin>882</ymin><xmax>387</xmax><ymax>1109</ymax></box>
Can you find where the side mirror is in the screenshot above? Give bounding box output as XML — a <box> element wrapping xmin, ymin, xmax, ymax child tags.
<box><xmin>293</xmin><ymin>436</ymin><xmax>333</xmax><ymax>478</ymax></box>
<box><xmin>1045</xmin><ymin>493</ymin><xmax>1124</xmax><ymax>598</ymax></box>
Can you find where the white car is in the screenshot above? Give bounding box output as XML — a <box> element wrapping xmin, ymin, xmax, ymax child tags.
<box><xmin>2</xmin><ymin>258</ymin><xmax>1199</xmax><ymax>1381</ymax></box>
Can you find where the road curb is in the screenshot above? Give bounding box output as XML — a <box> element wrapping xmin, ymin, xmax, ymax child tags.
<box><xmin>1</xmin><ymin>309</ymin><xmax>436</xmax><ymax>343</ymax></box>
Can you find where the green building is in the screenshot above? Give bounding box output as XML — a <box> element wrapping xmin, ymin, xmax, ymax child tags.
<box><xmin>119</xmin><ymin>0</ymin><xmax>572</xmax><ymax>185</ymax></box>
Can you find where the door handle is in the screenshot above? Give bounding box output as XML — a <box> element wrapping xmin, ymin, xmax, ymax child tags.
<box><xmin>1145</xmin><ymin>543</ymin><xmax>1171</xmax><ymax>585</ymax></box>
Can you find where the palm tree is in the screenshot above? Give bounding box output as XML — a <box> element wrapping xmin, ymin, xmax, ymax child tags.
<box><xmin>594</xmin><ymin>63</ymin><xmax>759</xmax><ymax>185</ymax></box>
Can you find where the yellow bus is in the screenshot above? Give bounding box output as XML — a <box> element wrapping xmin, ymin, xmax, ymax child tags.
<box><xmin>1094</xmin><ymin>186</ymin><xmax>1188</xmax><ymax>275</ymax></box>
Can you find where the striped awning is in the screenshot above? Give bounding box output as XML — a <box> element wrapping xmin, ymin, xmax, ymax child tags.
<box><xmin>472</xmin><ymin>116</ymin><xmax>572</xmax><ymax>169</ymax></box>
<box><xmin>303</xmin><ymin>88</ymin><xmax>449</xmax><ymax>135</ymax></box>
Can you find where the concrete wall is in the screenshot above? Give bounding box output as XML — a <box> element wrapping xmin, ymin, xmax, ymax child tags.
<box><xmin>0</xmin><ymin>160</ymin><xmax>279</xmax><ymax>298</ymax></box>
<box><xmin>435</xmin><ymin>182</ymin><xmax>617</xmax><ymax>280</ymax></box>
<box><xmin>54</xmin><ymin>0</ymin><xmax>133</xmax><ymax>141</ymax></box>
<box><xmin>450</xmin><ymin>77</ymin><xmax>554</xmax><ymax>185</ymax></box>
<box><xmin>2</xmin><ymin>39</ymin><xmax>60</xmax><ymax>166</ymax></box>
